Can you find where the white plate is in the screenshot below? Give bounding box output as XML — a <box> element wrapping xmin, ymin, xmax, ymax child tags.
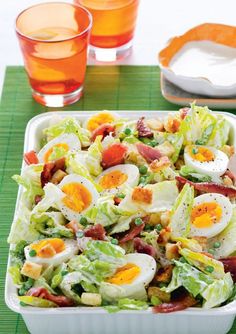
<box><xmin>5</xmin><ymin>110</ymin><xmax>236</xmax><ymax>334</ymax></box>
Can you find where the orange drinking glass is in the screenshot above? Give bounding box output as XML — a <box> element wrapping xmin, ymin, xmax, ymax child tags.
<box><xmin>75</xmin><ymin>0</ymin><xmax>139</xmax><ymax>62</ymax></box>
<box><xmin>16</xmin><ymin>2</ymin><xmax>92</xmax><ymax>107</ymax></box>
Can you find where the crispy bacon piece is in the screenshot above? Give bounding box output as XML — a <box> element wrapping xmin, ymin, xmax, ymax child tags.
<box><xmin>41</xmin><ymin>157</ymin><xmax>66</xmax><ymax>188</ymax></box>
<box><xmin>137</xmin><ymin>117</ymin><xmax>153</xmax><ymax>138</ymax></box>
<box><xmin>27</xmin><ymin>287</ymin><xmax>74</xmax><ymax>307</ymax></box>
<box><xmin>91</xmin><ymin>123</ymin><xmax>115</xmax><ymax>142</ymax></box>
<box><xmin>176</xmin><ymin>176</ymin><xmax>236</xmax><ymax>198</ymax></box>
<box><xmin>101</xmin><ymin>143</ymin><xmax>128</xmax><ymax>169</ymax></box>
<box><xmin>155</xmin><ymin>265</ymin><xmax>173</xmax><ymax>283</ymax></box>
<box><xmin>133</xmin><ymin>237</ymin><xmax>156</xmax><ymax>257</ymax></box>
<box><xmin>153</xmin><ymin>291</ymin><xmax>197</xmax><ymax>313</ymax></box>
<box><xmin>136</xmin><ymin>143</ymin><xmax>163</xmax><ymax>163</ymax></box>
<box><xmin>35</xmin><ymin>195</ymin><xmax>42</xmax><ymax>205</ymax></box>
<box><xmin>84</xmin><ymin>224</ymin><xmax>106</xmax><ymax>240</ymax></box>
<box><xmin>180</xmin><ymin>107</ymin><xmax>190</xmax><ymax>120</ymax></box>
<box><xmin>24</xmin><ymin>150</ymin><xmax>39</xmax><ymax>165</ymax></box>
<box><xmin>220</xmin><ymin>257</ymin><xmax>236</xmax><ymax>282</ymax></box>
<box><xmin>119</xmin><ymin>223</ymin><xmax>145</xmax><ymax>244</ymax></box>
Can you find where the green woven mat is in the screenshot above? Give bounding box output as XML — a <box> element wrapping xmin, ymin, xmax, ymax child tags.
<box><xmin>0</xmin><ymin>65</ymin><xmax>235</xmax><ymax>334</ymax></box>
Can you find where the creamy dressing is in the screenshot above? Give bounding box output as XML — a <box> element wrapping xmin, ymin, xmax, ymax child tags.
<box><xmin>170</xmin><ymin>41</ymin><xmax>236</xmax><ymax>87</ymax></box>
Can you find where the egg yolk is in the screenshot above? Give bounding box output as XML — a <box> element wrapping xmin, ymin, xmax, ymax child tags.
<box><xmin>106</xmin><ymin>263</ymin><xmax>141</xmax><ymax>285</ymax></box>
<box><xmin>190</xmin><ymin>146</ymin><xmax>215</xmax><ymax>162</ymax></box>
<box><xmin>191</xmin><ymin>202</ymin><xmax>222</xmax><ymax>228</ymax></box>
<box><xmin>87</xmin><ymin>112</ymin><xmax>115</xmax><ymax>132</ymax></box>
<box><xmin>44</xmin><ymin>143</ymin><xmax>69</xmax><ymax>163</ymax></box>
<box><xmin>61</xmin><ymin>182</ymin><xmax>92</xmax><ymax>212</ymax></box>
<box><xmin>99</xmin><ymin>170</ymin><xmax>128</xmax><ymax>189</ymax></box>
<box><xmin>31</xmin><ymin>238</ymin><xmax>65</xmax><ymax>258</ymax></box>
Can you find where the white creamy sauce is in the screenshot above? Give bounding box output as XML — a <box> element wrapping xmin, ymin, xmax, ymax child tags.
<box><xmin>170</xmin><ymin>41</ymin><xmax>236</xmax><ymax>86</ymax></box>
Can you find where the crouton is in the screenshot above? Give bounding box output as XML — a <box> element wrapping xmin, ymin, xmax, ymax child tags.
<box><xmin>21</xmin><ymin>261</ymin><xmax>42</xmax><ymax>280</ymax></box>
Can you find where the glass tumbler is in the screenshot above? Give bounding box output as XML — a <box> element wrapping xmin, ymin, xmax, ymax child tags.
<box><xmin>75</xmin><ymin>0</ymin><xmax>139</xmax><ymax>62</ymax></box>
<box><xmin>16</xmin><ymin>2</ymin><xmax>92</xmax><ymax>107</ymax></box>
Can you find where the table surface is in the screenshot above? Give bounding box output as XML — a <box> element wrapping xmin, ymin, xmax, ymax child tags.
<box><xmin>1</xmin><ymin>0</ymin><xmax>236</xmax><ymax>95</ymax></box>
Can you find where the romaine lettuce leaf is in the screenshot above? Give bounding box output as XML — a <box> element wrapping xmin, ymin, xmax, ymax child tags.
<box><xmin>59</xmin><ymin>271</ymin><xmax>83</xmax><ymax>303</ymax></box>
<box><xmin>202</xmin><ymin>272</ymin><xmax>233</xmax><ymax>308</ymax></box>
<box><xmin>169</xmin><ymin>183</ymin><xmax>194</xmax><ymax>238</ymax></box>
<box><xmin>165</xmin><ymin>133</ymin><xmax>184</xmax><ymax>163</ymax></box>
<box><xmin>84</xmin><ymin>240</ymin><xmax>125</xmax><ymax>266</ymax></box>
<box><xmin>179</xmin><ymin>248</ymin><xmax>225</xmax><ymax>279</ymax></box>
<box><xmin>8</xmin><ymin>266</ymin><xmax>24</xmax><ymax>287</ymax></box>
<box><xmin>66</xmin><ymin>152</ymin><xmax>102</xmax><ymax>192</ymax></box>
<box><xmin>68</xmin><ymin>255</ymin><xmax>114</xmax><ymax>284</ymax></box>
<box><xmin>19</xmin><ymin>296</ymin><xmax>57</xmax><ymax>308</ymax></box>
<box><xmin>207</xmin><ymin>117</ymin><xmax>231</xmax><ymax>148</ymax></box>
<box><xmin>179</xmin><ymin>166</ymin><xmax>212</xmax><ymax>183</ymax></box>
<box><xmin>85</xmin><ymin>135</ymin><xmax>103</xmax><ymax>176</ymax></box>
<box><xmin>43</xmin><ymin>117</ymin><xmax>91</xmax><ymax>147</ymax></box>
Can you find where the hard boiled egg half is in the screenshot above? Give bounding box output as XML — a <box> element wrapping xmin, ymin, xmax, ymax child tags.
<box><xmin>84</xmin><ymin>111</ymin><xmax>119</xmax><ymax>133</ymax></box>
<box><xmin>97</xmin><ymin>164</ymin><xmax>139</xmax><ymax>193</ymax></box>
<box><xmin>24</xmin><ymin>238</ymin><xmax>78</xmax><ymax>266</ymax></box>
<box><xmin>58</xmin><ymin>174</ymin><xmax>99</xmax><ymax>221</ymax></box>
<box><xmin>101</xmin><ymin>253</ymin><xmax>156</xmax><ymax>300</ymax></box>
<box><xmin>38</xmin><ymin>133</ymin><xmax>81</xmax><ymax>163</ymax></box>
<box><xmin>189</xmin><ymin>193</ymin><xmax>233</xmax><ymax>238</ymax></box>
<box><xmin>184</xmin><ymin>145</ymin><xmax>229</xmax><ymax>178</ymax></box>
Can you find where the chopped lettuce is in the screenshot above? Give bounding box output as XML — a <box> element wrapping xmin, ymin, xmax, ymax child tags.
<box><xmin>84</xmin><ymin>240</ymin><xmax>126</xmax><ymax>267</ymax></box>
<box><xmin>51</xmin><ymin>263</ymin><xmax>68</xmax><ymax>289</ymax></box>
<box><xmin>9</xmin><ymin>266</ymin><xmax>24</xmax><ymax>287</ymax></box>
<box><xmin>66</xmin><ymin>152</ymin><xmax>102</xmax><ymax>192</ymax></box>
<box><xmin>163</xmin><ymin>260</ymin><xmax>214</xmax><ymax>296</ymax></box>
<box><xmin>12</xmin><ymin>164</ymin><xmax>44</xmax><ymax>207</ymax></box>
<box><xmin>31</xmin><ymin>212</ymin><xmax>73</xmax><ymax>238</ymax></box>
<box><xmin>43</xmin><ymin>117</ymin><xmax>90</xmax><ymax>147</ymax></box>
<box><xmin>208</xmin><ymin>208</ymin><xmax>236</xmax><ymax>259</ymax></box>
<box><xmin>202</xmin><ymin>273</ymin><xmax>233</xmax><ymax>309</ymax></box>
<box><xmin>179</xmin><ymin>166</ymin><xmax>212</xmax><ymax>183</ymax></box>
<box><xmin>165</xmin><ymin>133</ymin><xmax>184</xmax><ymax>163</ymax></box>
<box><xmin>59</xmin><ymin>271</ymin><xmax>83</xmax><ymax>303</ymax></box>
<box><xmin>33</xmin><ymin>277</ymin><xmax>56</xmax><ymax>295</ymax></box>
<box><xmin>109</xmin><ymin>216</ymin><xmax>134</xmax><ymax>234</ymax></box>
<box><xmin>207</xmin><ymin>117</ymin><xmax>231</xmax><ymax>148</ymax></box>
<box><xmin>169</xmin><ymin>183</ymin><xmax>194</xmax><ymax>238</ymax></box>
<box><xmin>171</xmin><ymin>237</ymin><xmax>202</xmax><ymax>252</ymax></box>
<box><xmin>179</xmin><ymin>248</ymin><xmax>225</xmax><ymax>279</ymax></box>
<box><xmin>85</xmin><ymin>135</ymin><xmax>103</xmax><ymax>176</ymax></box>
<box><xmin>85</xmin><ymin>195</ymin><xmax>128</xmax><ymax>227</ymax></box>
<box><xmin>68</xmin><ymin>255</ymin><xmax>114</xmax><ymax>285</ymax></box>
<box><xmin>8</xmin><ymin>205</ymin><xmax>40</xmax><ymax>244</ymax></box>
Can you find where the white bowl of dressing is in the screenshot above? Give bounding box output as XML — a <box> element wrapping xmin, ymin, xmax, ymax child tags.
<box><xmin>159</xmin><ymin>23</ymin><xmax>236</xmax><ymax>97</ymax></box>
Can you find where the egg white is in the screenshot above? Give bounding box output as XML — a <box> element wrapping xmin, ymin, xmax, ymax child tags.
<box><xmin>38</xmin><ymin>133</ymin><xmax>81</xmax><ymax>163</ymax></box>
<box><xmin>24</xmin><ymin>239</ymin><xmax>79</xmax><ymax>266</ymax></box>
<box><xmin>189</xmin><ymin>193</ymin><xmax>233</xmax><ymax>238</ymax></box>
<box><xmin>97</xmin><ymin>164</ymin><xmax>139</xmax><ymax>193</ymax></box>
<box><xmin>184</xmin><ymin>145</ymin><xmax>229</xmax><ymax>179</ymax></box>
<box><xmin>58</xmin><ymin>174</ymin><xmax>99</xmax><ymax>221</ymax></box>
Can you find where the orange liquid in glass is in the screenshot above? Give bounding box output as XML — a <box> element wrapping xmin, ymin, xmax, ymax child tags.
<box><xmin>22</xmin><ymin>27</ymin><xmax>88</xmax><ymax>95</ymax></box>
<box><xmin>76</xmin><ymin>0</ymin><xmax>139</xmax><ymax>48</ymax></box>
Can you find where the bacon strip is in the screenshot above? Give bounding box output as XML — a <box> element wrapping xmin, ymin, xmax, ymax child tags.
<box><xmin>220</xmin><ymin>257</ymin><xmax>236</xmax><ymax>282</ymax></box>
<box><xmin>27</xmin><ymin>287</ymin><xmax>74</xmax><ymax>307</ymax></box>
<box><xmin>179</xmin><ymin>107</ymin><xmax>190</xmax><ymax>120</ymax></box>
<box><xmin>41</xmin><ymin>157</ymin><xmax>66</xmax><ymax>188</ymax></box>
<box><xmin>91</xmin><ymin>124</ymin><xmax>115</xmax><ymax>142</ymax></box>
<box><xmin>176</xmin><ymin>176</ymin><xmax>236</xmax><ymax>198</ymax></box>
<box><xmin>133</xmin><ymin>237</ymin><xmax>156</xmax><ymax>257</ymax></box>
<box><xmin>136</xmin><ymin>143</ymin><xmax>162</xmax><ymax>163</ymax></box>
<box><xmin>84</xmin><ymin>224</ymin><xmax>106</xmax><ymax>240</ymax></box>
<box><xmin>101</xmin><ymin>143</ymin><xmax>128</xmax><ymax>169</ymax></box>
<box><xmin>119</xmin><ymin>223</ymin><xmax>145</xmax><ymax>244</ymax></box>
<box><xmin>137</xmin><ymin>117</ymin><xmax>153</xmax><ymax>138</ymax></box>
<box><xmin>24</xmin><ymin>151</ymin><xmax>39</xmax><ymax>165</ymax></box>
<box><xmin>153</xmin><ymin>291</ymin><xmax>196</xmax><ymax>313</ymax></box>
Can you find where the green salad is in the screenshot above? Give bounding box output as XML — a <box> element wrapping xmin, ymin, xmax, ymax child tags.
<box><xmin>8</xmin><ymin>104</ymin><xmax>236</xmax><ymax>312</ymax></box>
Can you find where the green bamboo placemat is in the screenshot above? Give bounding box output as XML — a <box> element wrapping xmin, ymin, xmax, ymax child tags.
<box><xmin>0</xmin><ymin>65</ymin><xmax>236</xmax><ymax>334</ymax></box>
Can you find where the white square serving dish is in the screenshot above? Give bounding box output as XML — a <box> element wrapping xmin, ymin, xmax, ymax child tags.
<box><xmin>5</xmin><ymin>110</ymin><xmax>236</xmax><ymax>334</ymax></box>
